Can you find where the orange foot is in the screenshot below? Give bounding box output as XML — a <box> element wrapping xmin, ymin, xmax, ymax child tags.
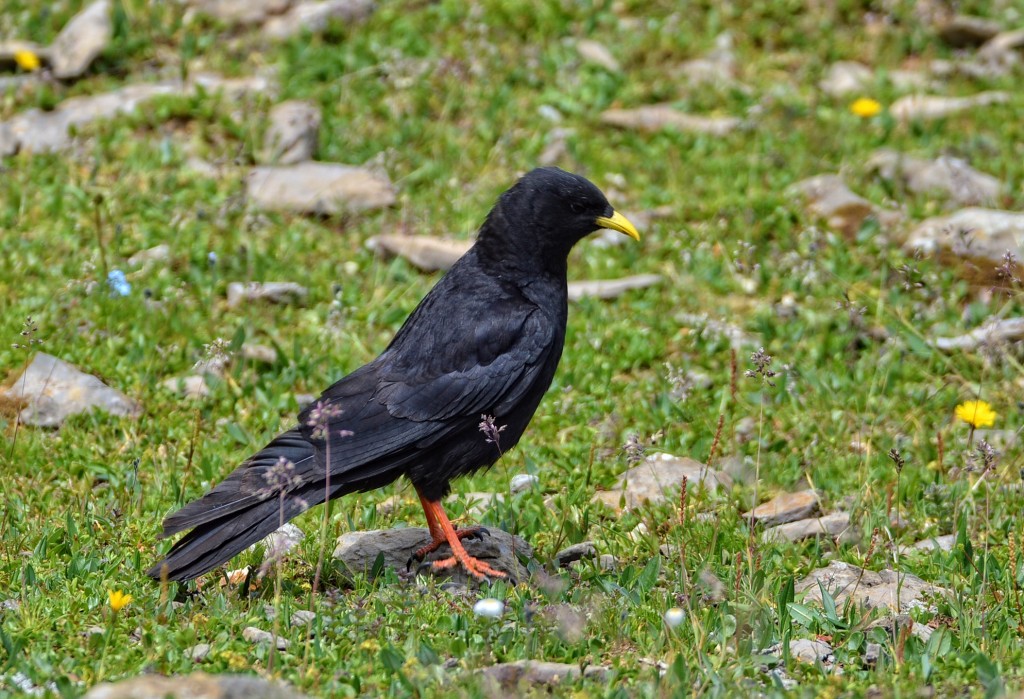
<box><xmin>414</xmin><ymin>489</ymin><xmax>508</xmax><ymax>581</ymax></box>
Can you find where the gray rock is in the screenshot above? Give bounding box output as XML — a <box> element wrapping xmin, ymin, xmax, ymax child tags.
<box><xmin>227</xmin><ymin>281</ymin><xmax>308</xmax><ymax>308</ymax></box>
<box><xmin>867</xmin><ymin>149</ymin><xmax>1003</xmax><ymax>206</ymax></box>
<box><xmin>937</xmin><ymin>15</ymin><xmax>1002</xmax><ymax>48</ymax></box>
<box><xmin>241</xmin><ymin>343</ymin><xmax>279</xmax><ymax>364</ymax></box>
<box><xmin>84</xmin><ymin>673</ymin><xmax>306</xmax><ymax>699</ymax></box>
<box><xmin>593</xmin><ymin>453</ymin><xmax>731</xmax><ymax>511</ymax></box>
<box><xmin>796</xmin><ymin>560</ymin><xmax>947</xmax><ymax>613</ymax></box>
<box><xmin>867</xmin><ymin>613</ymin><xmax>935</xmax><ymax>643</ymax></box>
<box><xmin>290</xmin><ymin>610</ymin><xmax>316</xmax><ymax>627</ymax></box>
<box><xmin>788</xmin><ymin>174</ymin><xmax>895</xmax><ymax>236</ymax></box>
<box><xmin>601</xmin><ymin>104</ymin><xmax>741</xmax><ymax>135</ymax></box>
<box><xmin>128</xmin><ymin>244</ymin><xmax>171</xmax><ymax>267</ymax></box>
<box><xmin>890</xmin><ymin>92</ymin><xmax>1010</xmax><ymax>122</ymax></box>
<box><xmin>2</xmin><ymin>352</ymin><xmax>141</xmax><ymax>427</ymax></box>
<box><xmin>555</xmin><ymin>541</ymin><xmax>597</xmax><ymax>568</ymax></box>
<box><xmin>185</xmin><ymin>643</ymin><xmax>211</xmax><ymax>662</ymax></box>
<box><xmin>676</xmin><ymin>33</ymin><xmax>736</xmax><ymax>86</ymax></box>
<box><xmin>787</xmin><ymin>639</ymin><xmax>834</xmax><ymax>664</ymax></box>
<box><xmin>744</xmin><ymin>490</ymin><xmax>820</xmax><ymax>527</ymax></box>
<box><xmin>598</xmin><ymin>554</ymin><xmax>618</xmax><ymax>571</ymax></box>
<box><xmin>509</xmin><ymin>474</ymin><xmax>539</xmax><ymax>494</ymax></box>
<box><xmin>161</xmin><ymin>375</ymin><xmax>211</xmax><ymax>399</ymax></box>
<box><xmin>260</xmin><ymin>100</ymin><xmax>321</xmax><ymax>165</ymax></box>
<box><xmin>863</xmin><ymin>642</ymin><xmax>882</xmax><ymax>667</ymax></box>
<box><xmin>191</xmin><ymin>72</ymin><xmax>277</xmax><ymax>100</ymax></box>
<box><xmin>934</xmin><ymin>318</ymin><xmax>1024</xmax><ymax>351</ymax></box>
<box><xmin>567</xmin><ymin>274</ymin><xmax>662</xmax><ymax>301</ymax></box>
<box><xmin>333</xmin><ymin>527</ymin><xmax>532</xmax><ymax>584</ymax></box>
<box><xmin>262</xmin><ymin>0</ymin><xmax>377</xmax><ymax>40</ymax></box>
<box><xmin>187</xmin><ymin>0</ymin><xmax>294</xmax><ymax>24</ymax></box>
<box><xmin>763</xmin><ymin>513</ymin><xmax>853</xmax><ymax>544</ymax></box>
<box><xmin>247</xmin><ymin>162</ymin><xmax>395</xmax><ymax>216</ymax></box>
<box><xmin>242</xmin><ymin>626</ymin><xmax>289</xmax><ymax>649</ymax></box>
<box><xmin>905</xmin><ymin>208</ymin><xmax>1024</xmax><ymax>269</ymax></box>
<box><xmin>819</xmin><ymin>61</ymin><xmax>872</xmax><ymax>97</ymax></box>
<box><xmin>450</xmin><ymin>491</ymin><xmax>505</xmax><ymax>518</ymax></box>
<box><xmin>910</xmin><ymin>533</ymin><xmax>956</xmax><ymax>552</ymax></box>
<box><xmin>478</xmin><ymin>660</ymin><xmax>609</xmax><ymax>689</ymax></box>
<box><xmin>50</xmin><ymin>0</ymin><xmax>111</xmax><ymax>80</ymax></box>
<box><xmin>577</xmin><ymin>40</ymin><xmax>620</xmax><ymax>72</ymax></box>
<box><xmin>366</xmin><ymin>235</ymin><xmax>470</xmax><ymax>272</ymax></box>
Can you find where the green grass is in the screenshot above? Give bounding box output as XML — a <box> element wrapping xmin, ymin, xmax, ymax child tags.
<box><xmin>2</xmin><ymin>0</ymin><xmax>1023</xmax><ymax>696</ymax></box>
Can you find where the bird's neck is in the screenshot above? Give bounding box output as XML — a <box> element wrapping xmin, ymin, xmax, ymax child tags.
<box><xmin>474</xmin><ymin>205</ymin><xmax>571</xmax><ymax>280</ymax></box>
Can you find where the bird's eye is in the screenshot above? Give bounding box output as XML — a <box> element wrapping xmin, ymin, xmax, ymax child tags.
<box><xmin>569</xmin><ymin>201</ymin><xmax>587</xmax><ymax>214</ymax></box>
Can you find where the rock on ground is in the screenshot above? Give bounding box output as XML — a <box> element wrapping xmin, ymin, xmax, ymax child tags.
<box><xmin>246</xmin><ymin>163</ymin><xmax>395</xmax><ymax>216</ymax></box>
<box><xmin>933</xmin><ymin>318</ymin><xmax>1024</xmax><ymax>351</ymax></box>
<box><xmin>50</xmin><ymin>0</ymin><xmax>112</xmax><ymax>79</ymax></box>
<box><xmin>187</xmin><ymin>0</ymin><xmax>294</xmax><ymax>25</ymax></box>
<box><xmin>744</xmin><ymin>490</ymin><xmax>820</xmax><ymax>527</ymax></box>
<box><xmin>577</xmin><ymin>39</ymin><xmax>620</xmax><ymax>72</ymax></box>
<box><xmin>788</xmin><ymin>174</ymin><xmax>895</xmax><ymax>236</ymax></box>
<box><xmin>2</xmin><ymin>352</ymin><xmax>141</xmax><ymax>427</ymax></box>
<box><xmin>796</xmin><ymin>560</ymin><xmax>947</xmax><ymax>613</ymax></box>
<box><xmin>762</xmin><ymin>512</ymin><xmax>853</xmax><ymax>544</ymax></box>
<box><xmin>84</xmin><ymin>673</ymin><xmax>306</xmax><ymax>699</ymax></box>
<box><xmin>567</xmin><ymin>274</ymin><xmax>662</xmax><ymax>301</ymax></box>
<box><xmin>937</xmin><ymin>15</ymin><xmax>1003</xmax><ymax>48</ymax></box>
<box><xmin>593</xmin><ymin>453</ymin><xmax>731</xmax><ymax>511</ymax></box>
<box><xmin>243</xmin><ymin>626</ymin><xmax>289</xmax><ymax>649</ymax></box>
<box><xmin>601</xmin><ymin>105</ymin><xmax>742</xmax><ymax>135</ymax></box>
<box><xmin>366</xmin><ymin>234</ymin><xmax>471</xmax><ymax>272</ymax></box>
<box><xmin>333</xmin><ymin>527</ymin><xmax>532</xmax><ymax>584</ymax></box>
<box><xmin>262</xmin><ymin>0</ymin><xmax>377</xmax><ymax>40</ymax></box>
<box><xmin>555</xmin><ymin>541</ymin><xmax>597</xmax><ymax>568</ymax></box>
<box><xmin>226</xmin><ymin>281</ymin><xmax>308</xmax><ymax>308</ymax></box>
<box><xmin>890</xmin><ymin>92</ymin><xmax>1010</xmax><ymax>121</ymax></box>
<box><xmin>260</xmin><ymin>100</ymin><xmax>321</xmax><ymax>165</ymax></box>
<box><xmin>478</xmin><ymin>660</ymin><xmax>609</xmax><ymax>689</ymax></box>
<box><xmin>867</xmin><ymin>149</ymin><xmax>1003</xmax><ymax>206</ymax></box>
<box><xmin>904</xmin><ymin>208</ymin><xmax>1024</xmax><ymax>271</ymax></box>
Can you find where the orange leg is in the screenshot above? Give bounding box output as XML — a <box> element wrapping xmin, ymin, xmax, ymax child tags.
<box><xmin>413</xmin><ymin>490</ymin><xmax>506</xmax><ymax>581</ymax></box>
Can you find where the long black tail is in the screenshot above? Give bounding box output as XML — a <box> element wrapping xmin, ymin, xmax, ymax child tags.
<box><xmin>147</xmin><ymin>429</ymin><xmax>328</xmax><ymax>582</ymax></box>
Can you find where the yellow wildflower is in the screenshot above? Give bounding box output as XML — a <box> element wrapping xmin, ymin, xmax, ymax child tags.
<box><xmin>14</xmin><ymin>49</ymin><xmax>41</xmax><ymax>72</ymax></box>
<box><xmin>359</xmin><ymin>639</ymin><xmax>380</xmax><ymax>653</ymax></box>
<box><xmin>108</xmin><ymin>589</ymin><xmax>133</xmax><ymax>612</ymax></box>
<box><xmin>850</xmin><ymin>97</ymin><xmax>882</xmax><ymax>118</ymax></box>
<box><xmin>955</xmin><ymin>400</ymin><xmax>996</xmax><ymax>429</ymax></box>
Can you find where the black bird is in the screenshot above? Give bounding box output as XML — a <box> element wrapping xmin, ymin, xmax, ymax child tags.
<box><xmin>148</xmin><ymin>167</ymin><xmax>639</xmax><ymax>582</ymax></box>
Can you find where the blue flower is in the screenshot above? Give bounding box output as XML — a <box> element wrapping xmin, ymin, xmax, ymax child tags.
<box><xmin>107</xmin><ymin>270</ymin><xmax>132</xmax><ymax>297</ymax></box>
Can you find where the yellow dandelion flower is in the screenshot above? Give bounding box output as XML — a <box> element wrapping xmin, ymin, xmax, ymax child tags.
<box><xmin>108</xmin><ymin>589</ymin><xmax>133</xmax><ymax>612</ymax></box>
<box><xmin>359</xmin><ymin>639</ymin><xmax>380</xmax><ymax>653</ymax></box>
<box><xmin>850</xmin><ymin>97</ymin><xmax>882</xmax><ymax>118</ymax></box>
<box><xmin>14</xmin><ymin>49</ymin><xmax>41</xmax><ymax>72</ymax></box>
<box><xmin>955</xmin><ymin>400</ymin><xmax>996</xmax><ymax>429</ymax></box>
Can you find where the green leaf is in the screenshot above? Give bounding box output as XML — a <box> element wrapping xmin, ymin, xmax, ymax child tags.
<box><xmin>787</xmin><ymin>603</ymin><xmax>819</xmax><ymax>629</ymax></box>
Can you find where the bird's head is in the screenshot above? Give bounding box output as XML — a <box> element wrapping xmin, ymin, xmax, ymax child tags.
<box><xmin>477</xmin><ymin>167</ymin><xmax>640</xmax><ymax>271</ymax></box>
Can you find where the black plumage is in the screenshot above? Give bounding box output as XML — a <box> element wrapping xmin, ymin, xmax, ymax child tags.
<box><xmin>148</xmin><ymin>167</ymin><xmax>639</xmax><ymax>582</ymax></box>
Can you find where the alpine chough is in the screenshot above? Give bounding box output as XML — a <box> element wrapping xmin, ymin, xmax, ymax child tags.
<box><xmin>148</xmin><ymin>167</ymin><xmax>640</xmax><ymax>582</ymax></box>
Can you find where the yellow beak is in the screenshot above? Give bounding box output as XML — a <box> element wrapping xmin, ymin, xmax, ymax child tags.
<box><xmin>594</xmin><ymin>210</ymin><xmax>640</xmax><ymax>241</ymax></box>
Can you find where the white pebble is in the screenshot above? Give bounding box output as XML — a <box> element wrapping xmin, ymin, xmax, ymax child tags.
<box><xmin>664</xmin><ymin>607</ymin><xmax>685</xmax><ymax>628</ymax></box>
<box><xmin>509</xmin><ymin>474</ymin><xmax>539</xmax><ymax>494</ymax></box>
<box><xmin>473</xmin><ymin>598</ymin><xmax>505</xmax><ymax>618</ymax></box>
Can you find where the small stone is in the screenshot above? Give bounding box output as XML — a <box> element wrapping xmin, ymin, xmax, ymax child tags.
<box><xmin>937</xmin><ymin>15</ymin><xmax>1002</xmax><ymax>48</ymax></box>
<box><xmin>788</xmin><ymin>174</ymin><xmax>884</xmax><ymax>236</ymax></box>
<box><xmin>50</xmin><ymin>0</ymin><xmax>112</xmax><ymax>80</ymax></box>
<box><xmin>374</xmin><ymin>494</ymin><xmax>404</xmax><ymax>516</ymax></box>
<box><xmin>787</xmin><ymin>638</ymin><xmax>834</xmax><ymax>664</ymax></box>
<box><xmin>595</xmin><ymin>453</ymin><xmax>731</xmax><ymax>512</ymax></box>
<box><xmin>509</xmin><ymin>474</ymin><xmax>539</xmax><ymax>494</ymax></box>
<box><xmin>567</xmin><ymin>274</ymin><xmax>662</xmax><ymax>301</ymax></box>
<box><xmin>247</xmin><ymin>162</ymin><xmax>395</xmax><ymax>216</ymax></box>
<box><xmin>867</xmin><ymin>150</ymin><xmax>1003</xmax><ymax>206</ymax></box>
<box><xmin>663</xmin><ymin>608</ymin><xmax>685</xmax><ymax>628</ymax></box>
<box><xmin>260</xmin><ymin>100</ymin><xmax>321</xmax><ymax>165</ymax></box>
<box><xmin>333</xmin><ymin>527</ymin><xmax>532</xmax><ymax>585</ymax></box>
<box><xmin>763</xmin><ymin>512</ymin><xmax>853</xmax><ymax>544</ymax></box>
<box><xmin>601</xmin><ymin>104</ymin><xmax>742</xmax><ymax>135</ymax></box>
<box><xmin>867</xmin><ymin>613</ymin><xmax>935</xmax><ymax>643</ymax></box>
<box><xmin>905</xmin><ymin>208</ymin><xmax>1024</xmax><ymax>271</ymax></box>
<box><xmin>450</xmin><ymin>491</ymin><xmax>504</xmax><ymax>518</ymax></box>
<box><xmin>84</xmin><ymin>673</ymin><xmax>307</xmax><ymax>699</ymax></box>
<box><xmin>241</xmin><ymin>343</ymin><xmax>279</xmax><ymax>364</ymax></box>
<box><xmin>227</xmin><ymin>281</ymin><xmax>308</xmax><ymax>308</ymax></box>
<box><xmin>291</xmin><ymin>610</ymin><xmax>316</xmax><ymax>627</ymax></box>
<box><xmin>243</xmin><ymin>626</ymin><xmax>289</xmax><ymax>649</ymax></box>
<box><xmin>185</xmin><ymin>643</ymin><xmax>211</xmax><ymax>662</ymax></box>
<box><xmin>261</xmin><ymin>523</ymin><xmax>304</xmax><ymax>560</ymax></box>
<box><xmin>934</xmin><ymin>318</ymin><xmax>1024</xmax><ymax>351</ymax></box>
<box><xmin>890</xmin><ymin>92</ymin><xmax>1010</xmax><ymax>122</ymax></box>
<box><xmin>478</xmin><ymin>660</ymin><xmax>609</xmax><ymax>689</ymax></box>
<box><xmin>473</xmin><ymin>598</ymin><xmax>505</xmax><ymax>618</ymax></box>
<box><xmin>186</xmin><ymin>0</ymin><xmax>294</xmax><ymax>25</ymax></box>
<box><xmin>796</xmin><ymin>561</ymin><xmax>947</xmax><ymax>613</ymax></box>
<box><xmin>598</xmin><ymin>554</ymin><xmax>617</xmax><ymax>571</ymax></box>
<box><xmin>366</xmin><ymin>235</ymin><xmax>470</xmax><ymax>272</ymax></box>
<box><xmin>128</xmin><ymin>244</ymin><xmax>171</xmax><ymax>267</ymax></box>
<box><xmin>819</xmin><ymin>61</ymin><xmax>872</xmax><ymax>97</ymax></box>
<box><xmin>863</xmin><ymin>642</ymin><xmax>882</xmax><ymax>667</ymax></box>
<box><xmin>744</xmin><ymin>490</ymin><xmax>820</xmax><ymax>528</ymax></box>
<box><xmin>554</xmin><ymin>541</ymin><xmax>597</xmax><ymax>568</ymax></box>
<box><xmin>191</xmin><ymin>72</ymin><xmax>277</xmax><ymax>99</ymax></box>
<box><xmin>2</xmin><ymin>352</ymin><xmax>141</xmax><ymax>427</ymax></box>
<box><xmin>161</xmin><ymin>375</ymin><xmax>210</xmax><ymax>399</ymax></box>
<box><xmin>262</xmin><ymin>0</ymin><xmax>377</xmax><ymax>40</ymax></box>
<box><xmin>676</xmin><ymin>33</ymin><xmax>736</xmax><ymax>86</ymax></box>
<box><xmin>577</xmin><ymin>39</ymin><xmax>620</xmax><ymax>72</ymax></box>
<box><xmin>910</xmin><ymin>534</ymin><xmax>956</xmax><ymax>552</ymax></box>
